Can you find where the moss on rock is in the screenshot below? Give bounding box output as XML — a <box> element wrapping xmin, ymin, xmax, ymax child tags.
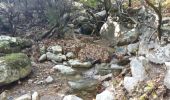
<box><xmin>0</xmin><ymin>36</ymin><xmax>32</xmax><ymax>54</ymax></box>
<box><xmin>0</xmin><ymin>53</ymin><xmax>32</xmax><ymax>86</ymax></box>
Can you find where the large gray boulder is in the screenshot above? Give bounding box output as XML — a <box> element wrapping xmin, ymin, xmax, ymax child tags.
<box><xmin>100</xmin><ymin>17</ymin><xmax>120</xmax><ymax>46</ymax></box>
<box><xmin>100</xmin><ymin>17</ymin><xmax>139</xmax><ymax>46</ymax></box>
<box><xmin>0</xmin><ymin>53</ymin><xmax>32</xmax><ymax>86</ymax></box>
<box><xmin>0</xmin><ymin>36</ymin><xmax>32</xmax><ymax>54</ymax></box>
<box><xmin>146</xmin><ymin>44</ymin><xmax>170</xmax><ymax>64</ymax></box>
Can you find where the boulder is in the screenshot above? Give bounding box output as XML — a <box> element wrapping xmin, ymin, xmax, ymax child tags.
<box><xmin>0</xmin><ymin>91</ymin><xmax>7</xmax><ymax>100</ymax></box>
<box><xmin>53</xmin><ymin>65</ymin><xmax>76</xmax><ymax>75</ymax></box>
<box><xmin>68</xmin><ymin>79</ymin><xmax>99</xmax><ymax>91</ymax></box>
<box><xmin>0</xmin><ymin>53</ymin><xmax>32</xmax><ymax>86</ymax></box>
<box><xmin>95</xmin><ymin>10</ymin><xmax>106</xmax><ymax>19</ymax></box>
<box><xmin>0</xmin><ymin>36</ymin><xmax>32</xmax><ymax>54</ymax></box>
<box><xmin>138</xmin><ymin>40</ymin><xmax>158</xmax><ymax>56</ymax></box>
<box><xmin>123</xmin><ymin>77</ymin><xmax>139</xmax><ymax>92</ymax></box>
<box><xmin>117</xmin><ymin>28</ymin><xmax>139</xmax><ymax>46</ymax></box>
<box><xmin>66</xmin><ymin>52</ymin><xmax>75</xmax><ymax>59</ymax></box>
<box><xmin>96</xmin><ymin>89</ymin><xmax>115</xmax><ymax>100</ymax></box>
<box><xmin>83</xmin><ymin>63</ymin><xmax>110</xmax><ymax>77</ymax></box>
<box><xmin>63</xmin><ymin>95</ymin><xmax>83</xmax><ymax>100</ymax></box>
<box><xmin>68</xmin><ymin>59</ymin><xmax>92</xmax><ymax>68</ymax></box>
<box><xmin>47</xmin><ymin>45</ymin><xmax>62</xmax><ymax>54</ymax></box>
<box><xmin>100</xmin><ymin>17</ymin><xmax>120</xmax><ymax>46</ymax></box>
<box><xmin>80</xmin><ymin>23</ymin><xmax>94</xmax><ymax>35</ymax></box>
<box><xmin>130</xmin><ymin>57</ymin><xmax>147</xmax><ymax>81</ymax></box>
<box><xmin>38</xmin><ymin>54</ymin><xmax>47</xmax><ymax>62</ymax></box>
<box><xmin>46</xmin><ymin>52</ymin><xmax>66</xmax><ymax>62</ymax></box>
<box><xmin>146</xmin><ymin>44</ymin><xmax>170</xmax><ymax>64</ymax></box>
<box><xmin>100</xmin><ymin>17</ymin><xmax>139</xmax><ymax>46</ymax></box>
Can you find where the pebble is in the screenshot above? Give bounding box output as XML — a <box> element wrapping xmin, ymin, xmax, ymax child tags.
<box><xmin>45</xmin><ymin>76</ymin><xmax>54</xmax><ymax>84</ymax></box>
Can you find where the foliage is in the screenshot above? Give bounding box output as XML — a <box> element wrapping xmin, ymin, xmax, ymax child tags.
<box><xmin>80</xmin><ymin>0</ymin><xmax>99</xmax><ymax>8</ymax></box>
<box><xmin>46</xmin><ymin>7</ymin><xmax>60</xmax><ymax>26</ymax></box>
<box><xmin>45</xmin><ymin>0</ymin><xmax>72</xmax><ymax>26</ymax></box>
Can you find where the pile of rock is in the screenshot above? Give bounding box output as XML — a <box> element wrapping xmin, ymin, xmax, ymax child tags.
<box><xmin>0</xmin><ymin>36</ymin><xmax>32</xmax><ymax>86</ymax></box>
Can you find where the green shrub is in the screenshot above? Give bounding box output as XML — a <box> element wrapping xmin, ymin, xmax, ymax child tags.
<box><xmin>46</xmin><ymin>7</ymin><xmax>60</xmax><ymax>26</ymax></box>
<box><xmin>80</xmin><ymin>0</ymin><xmax>98</xmax><ymax>8</ymax></box>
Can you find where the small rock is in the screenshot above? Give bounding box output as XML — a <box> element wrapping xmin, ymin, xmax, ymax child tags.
<box><xmin>164</xmin><ymin>70</ymin><xmax>170</xmax><ymax>89</ymax></box>
<box><xmin>68</xmin><ymin>59</ymin><xmax>92</xmax><ymax>68</ymax></box>
<box><xmin>95</xmin><ymin>10</ymin><xmax>106</xmax><ymax>18</ymax></box>
<box><xmin>146</xmin><ymin>44</ymin><xmax>170</xmax><ymax>64</ymax></box>
<box><xmin>45</xmin><ymin>76</ymin><xmax>54</xmax><ymax>84</ymax></box>
<box><xmin>46</xmin><ymin>52</ymin><xmax>66</xmax><ymax>62</ymax></box>
<box><xmin>15</xmin><ymin>94</ymin><xmax>31</xmax><ymax>100</ymax></box>
<box><xmin>117</xmin><ymin>28</ymin><xmax>139</xmax><ymax>46</ymax></box>
<box><xmin>38</xmin><ymin>54</ymin><xmax>47</xmax><ymax>62</ymax></box>
<box><xmin>0</xmin><ymin>91</ymin><xmax>7</xmax><ymax>100</ymax></box>
<box><xmin>68</xmin><ymin>79</ymin><xmax>99</xmax><ymax>91</ymax></box>
<box><xmin>28</xmin><ymin>79</ymin><xmax>33</xmax><ymax>84</ymax></box>
<box><xmin>110</xmin><ymin>64</ymin><xmax>124</xmax><ymax>69</ymax></box>
<box><xmin>127</xmin><ymin>42</ymin><xmax>139</xmax><ymax>55</ymax></box>
<box><xmin>123</xmin><ymin>77</ymin><xmax>138</xmax><ymax>92</ymax></box>
<box><xmin>165</xmin><ymin>62</ymin><xmax>170</xmax><ymax>70</ymax></box>
<box><xmin>47</xmin><ymin>45</ymin><xmax>62</xmax><ymax>54</ymax></box>
<box><xmin>32</xmin><ymin>92</ymin><xmax>40</xmax><ymax>100</ymax></box>
<box><xmin>115</xmin><ymin>46</ymin><xmax>127</xmax><ymax>56</ymax></box>
<box><xmin>63</xmin><ymin>61</ymin><xmax>69</xmax><ymax>66</ymax></box>
<box><xmin>63</xmin><ymin>95</ymin><xmax>83</xmax><ymax>100</ymax></box>
<box><xmin>66</xmin><ymin>52</ymin><xmax>75</xmax><ymax>59</ymax></box>
<box><xmin>130</xmin><ymin>57</ymin><xmax>147</xmax><ymax>81</ymax></box>
<box><xmin>96</xmin><ymin>89</ymin><xmax>115</xmax><ymax>100</ymax></box>
<box><xmin>93</xmin><ymin>73</ymin><xmax>112</xmax><ymax>81</ymax></box>
<box><xmin>102</xmin><ymin>81</ymin><xmax>111</xmax><ymax>88</ymax></box>
<box><xmin>95</xmin><ymin>63</ymin><xmax>112</xmax><ymax>76</ymax></box>
<box><xmin>53</xmin><ymin>65</ymin><xmax>76</xmax><ymax>75</ymax></box>
<box><xmin>83</xmin><ymin>63</ymin><xmax>111</xmax><ymax>77</ymax></box>
<box><xmin>36</xmin><ymin>81</ymin><xmax>44</xmax><ymax>85</ymax></box>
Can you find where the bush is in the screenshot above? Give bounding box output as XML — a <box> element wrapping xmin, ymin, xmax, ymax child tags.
<box><xmin>45</xmin><ymin>0</ymin><xmax>72</xmax><ymax>26</ymax></box>
<box><xmin>80</xmin><ymin>0</ymin><xmax>98</xmax><ymax>8</ymax></box>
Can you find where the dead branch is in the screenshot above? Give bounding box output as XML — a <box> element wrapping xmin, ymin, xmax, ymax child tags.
<box><xmin>144</xmin><ymin>0</ymin><xmax>162</xmax><ymax>41</ymax></box>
